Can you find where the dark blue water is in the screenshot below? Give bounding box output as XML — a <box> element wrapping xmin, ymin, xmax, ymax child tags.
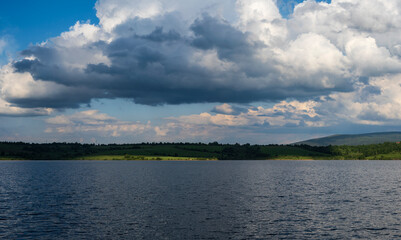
<box><xmin>1</xmin><ymin>160</ymin><xmax>401</xmax><ymax>239</ymax></box>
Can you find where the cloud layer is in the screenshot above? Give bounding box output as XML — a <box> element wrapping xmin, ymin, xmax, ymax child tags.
<box><xmin>1</xmin><ymin>0</ymin><xmax>401</xmax><ymax>141</ymax></box>
<box><xmin>2</xmin><ymin>0</ymin><xmax>400</xmax><ymax>109</ymax></box>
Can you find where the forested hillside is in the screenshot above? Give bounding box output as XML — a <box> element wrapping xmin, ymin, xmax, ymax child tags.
<box><xmin>294</xmin><ymin>132</ymin><xmax>401</xmax><ymax>146</ymax></box>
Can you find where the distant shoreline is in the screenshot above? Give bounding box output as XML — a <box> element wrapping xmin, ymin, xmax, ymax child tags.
<box><xmin>2</xmin><ymin>158</ymin><xmax>401</xmax><ymax>161</ymax></box>
<box><xmin>1</xmin><ymin>142</ymin><xmax>401</xmax><ymax>160</ymax></box>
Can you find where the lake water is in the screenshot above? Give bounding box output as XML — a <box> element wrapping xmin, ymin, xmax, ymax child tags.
<box><xmin>1</xmin><ymin>160</ymin><xmax>401</xmax><ymax>239</ymax></box>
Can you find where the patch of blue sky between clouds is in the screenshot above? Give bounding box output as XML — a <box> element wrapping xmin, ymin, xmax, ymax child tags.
<box><xmin>278</xmin><ymin>0</ymin><xmax>331</xmax><ymax>18</ymax></box>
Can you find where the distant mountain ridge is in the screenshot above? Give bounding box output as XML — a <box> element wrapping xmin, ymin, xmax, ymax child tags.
<box><xmin>294</xmin><ymin>132</ymin><xmax>401</xmax><ymax>146</ymax></box>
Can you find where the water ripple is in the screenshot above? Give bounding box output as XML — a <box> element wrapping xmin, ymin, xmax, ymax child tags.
<box><xmin>0</xmin><ymin>160</ymin><xmax>400</xmax><ymax>239</ymax></box>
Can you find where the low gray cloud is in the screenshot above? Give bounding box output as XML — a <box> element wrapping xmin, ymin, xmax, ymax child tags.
<box><xmin>191</xmin><ymin>14</ymin><xmax>252</xmax><ymax>54</ymax></box>
<box><xmin>7</xmin><ymin>87</ymin><xmax>99</xmax><ymax>109</ymax></box>
<box><xmin>141</xmin><ymin>27</ymin><xmax>181</xmax><ymax>42</ymax></box>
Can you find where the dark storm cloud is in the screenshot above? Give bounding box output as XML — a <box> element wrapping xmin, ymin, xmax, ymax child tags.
<box><xmin>20</xmin><ymin>46</ymin><xmax>58</xmax><ymax>63</ymax></box>
<box><xmin>13</xmin><ymin>59</ymin><xmax>42</xmax><ymax>73</ymax></box>
<box><xmin>6</xmin><ymin>87</ymin><xmax>102</xmax><ymax>109</ymax></box>
<box><xmin>141</xmin><ymin>27</ymin><xmax>181</xmax><ymax>42</ymax></box>
<box><xmin>14</xmin><ymin>47</ymin><xmax>86</xmax><ymax>87</ymax></box>
<box><xmin>8</xmin><ymin>14</ymin><xmax>353</xmax><ymax>109</ymax></box>
<box><xmin>190</xmin><ymin>14</ymin><xmax>251</xmax><ymax>53</ymax></box>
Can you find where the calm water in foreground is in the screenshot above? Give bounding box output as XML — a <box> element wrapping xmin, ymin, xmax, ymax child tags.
<box><xmin>1</xmin><ymin>160</ymin><xmax>401</xmax><ymax>239</ymax></box>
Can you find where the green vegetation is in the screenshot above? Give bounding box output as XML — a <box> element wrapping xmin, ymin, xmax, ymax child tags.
<box><xmin>294</xmin><ymin>132</ymin><xmax>401</xmax><ymax>146</ymax></box>
<box><xmin>77</xmin><ymin>155</ymin><xmax>215</xmax><ymax>161</ymax></box>
<box><xmin>0</xmin><ymin>141</ymin><xmax>401</xmax><ymax>160</ymax></box>
<box><xmin>329</xmin><ymin>142</ymin><xmax>401</xmax><ymax>160</ymax></box>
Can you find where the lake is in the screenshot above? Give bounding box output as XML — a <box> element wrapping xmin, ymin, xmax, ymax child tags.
<box><xmin>1</xmin><ymin>160</ymin><xmax>400</xmax><ymax>239</ymax></box>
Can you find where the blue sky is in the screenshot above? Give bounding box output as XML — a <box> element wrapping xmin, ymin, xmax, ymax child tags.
<box><xmin>0</xmin><ymin>0</ymin><xmax>97</xmax><ymax>50</ymax></box>
<box><xmin>0</xmin><ymin>0</ymin><xmax>400</xmax><ymax>144</ymax></box>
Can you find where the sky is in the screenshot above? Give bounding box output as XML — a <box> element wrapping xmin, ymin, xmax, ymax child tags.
<box><xmin>0</xmin><ymin>0</ymin><xmax>401</xmax><ymax>144</ymax></box>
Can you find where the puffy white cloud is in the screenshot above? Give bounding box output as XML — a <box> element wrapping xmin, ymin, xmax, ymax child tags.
<box><xmin>237</xmin><ymin>0</ymin><xmax>281</xmax><ymax>23</ymax></box>
<box><xmin>0</xmin><ymin>65</ymin><xmax>53</xmax><ymax>116</ymax></box>
<box><xmin>318</xmin><ymin>74</ymin><xmax>401</xmax><ymax>125</ymax></box>
<box><xmin>345</xmin><ymin>36</ymin><xmax>401</xmax><ymax>76</ymax></box>
<box><xmin>95</xmin><ymin>0</ymin><xmax>164</xmax><ymax>32</ymax></box>
<box><xmin>275</xmin><ymin>32</ymin><xmax>351</xmax><ymax>89</ymax></box>
<box><xmin>236</xmin><ymin>0</ymin><xmax>287</xmax><ymax>46</ymax></box>
<box><xmin>333</xmin><ymin>0</ymin><xmax>401</xmax><ymax>33</ymax></box>
<box><xmin>55</xmin><ymin>21</ymin><xmax>110</xmax><ymax>47</ymax></box>
<box><xmin>95</xmin><ymin>0</ymin><xmax>238</xmax><ymax>33</ymax></box>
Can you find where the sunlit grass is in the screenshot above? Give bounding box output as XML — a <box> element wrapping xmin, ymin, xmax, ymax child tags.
<box><xmin>365</xmin><ymin>152</ymin><xmax>401</xmax><ymax>160</ymax></box>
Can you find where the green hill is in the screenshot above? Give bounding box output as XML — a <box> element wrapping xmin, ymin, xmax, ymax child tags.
<box><xmin>294</xmin><ymin>132</ymin><xmax>401</xmax><ymax>146</ymax></box>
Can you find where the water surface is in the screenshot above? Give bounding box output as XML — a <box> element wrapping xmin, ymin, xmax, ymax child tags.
<box><xmin>1</xmin><ymin>160</ymin><xmax>400</xmax><ymax>239</ymax></box>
